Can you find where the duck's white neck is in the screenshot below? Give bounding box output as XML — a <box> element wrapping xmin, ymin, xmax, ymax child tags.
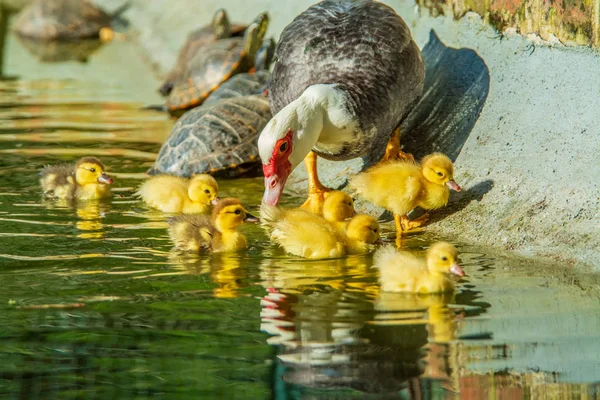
<box><xmin>276</xmin><ymin>84</ymin><xmax>356</xmax><ymax>169</ymax></box>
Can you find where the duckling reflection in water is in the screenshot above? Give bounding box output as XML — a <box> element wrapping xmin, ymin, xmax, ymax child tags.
<box><xmin>136</xmin><ymin>174</ymin><xmax>219</xmax><ymax>214</ymax></box>
<box><xmin>168</xmin><ymin>198</ymin><xmax>257</xmax><ymax>253</ymax></box>
<box><xmin>375</xmin><ymin>242</ymin><xmax>465</xmax><ymax>294</ymax></box>
<box><xmin>40</xmin><ymin>156</ymin><xmax>114</xmax><ymax>200</ymax></box>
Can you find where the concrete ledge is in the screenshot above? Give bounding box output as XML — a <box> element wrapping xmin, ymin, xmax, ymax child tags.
<box><xmin>97</xmin><ymin>0</ymin><xmax>600</xmax><ymax>269</ymax></box>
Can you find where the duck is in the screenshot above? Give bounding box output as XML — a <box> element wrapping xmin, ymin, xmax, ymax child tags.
<box><xmin>374</xmin><ymin>242</ymin><xmax>465</xmax><ymax>294</ymax></box>
<box><xmin>257</xmin><ymin>0</ymin><xmax>425</xmax><ymax>213</ymax></box>
<box><xmin>349</xmin><ymin>153</ymin><xmax>461</xmax><ymax>238</ymax></box>
<box><xmin>168</xmin><ymin>198</ymin><xmax>256</xmax><ymax>253</ymax></box>
<box><xmin>321</xmin><ymin>190</ymin><xmax>356</xmax><ymax>232</ymax></box>
<box><xmin>260</xmin><ymin>203</ymin><xmax>381</xmax><ymax>259</ymax></box>
<box><xmin>40</xmin><ymin>156</ymin><xmax>113</xmax><ymax>200</ymax></box>
<box><xmin>136</xmin><ymin>174</ymin><xmax>219</xmax><ymax>214</ymax></box>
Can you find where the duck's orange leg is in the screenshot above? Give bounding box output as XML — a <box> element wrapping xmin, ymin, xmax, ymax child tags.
<box><xmin>300</xmin><ymin>151</ymin><xmax>331</xmax><ymax>214</ymax></box>
<box><xmin>382</xmin><ymin>127</ymin><xmax>414</xmax><ymax>162</ymax></box>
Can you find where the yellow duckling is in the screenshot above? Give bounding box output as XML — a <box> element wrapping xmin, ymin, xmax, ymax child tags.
<box><xmin>40</xmin><ymin>156</ymin><xmax>113</xmax><ymax>200</ymax></box>
<box><xmin>260</xmin><ymin>204</ymin><xmax>381</xmax><ymax>259</ymax></box>
<box><xmin>168</xmin><ymin>198</ymin><xmax>256</xmax><ymax>253</ymax></box>
<box><xmin>345</xmin><ymin>214</ymin><xmax>381</xmax><ymax>255</ymax></box>
<box><xmin>374</xmin><ymin>242</ymin><xmax>465</xmax><ymax>294</ymax></box>
<box><xmin>322</xmin><ymin>190</ymin><xmax>356</xmax><ymax>231</ymax></box>
<box><xmin>350</xmin><ymin>153</ymin><xmax>461</xmax><ymax>236</ymax></box>
<box><xmin>136</xmin><ymin>174</ymin><xmax>218</xmax><ymax>214</ymax></box>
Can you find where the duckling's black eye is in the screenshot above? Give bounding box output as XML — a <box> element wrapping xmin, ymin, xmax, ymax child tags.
<box><xmin>436</xmin><ymin>171</ymin><xmax>444</xmax><ymax>177</ymax></box>
<box><xmin>279</xmin><ymin>142</ymin><xmax>289</xmax><ymax>153</ymax></box>
<box><xmin>441</xmin><ymin>256</ymin><xmax>448</xmax><ymax>261</ymax></box>
<box><xmin>234</xmin><ymin>209</ymin><xmax>241</xmax><ymax>215</ymax></box>
<box><xmin>204</xmin><ymin>189</ymin><xmax>210</xmax><ymax>194</ymax></box>
<box><xmin>89</xmin><ymin>168</ymin><xmax>96</xmax><ymax>173</ymax></box>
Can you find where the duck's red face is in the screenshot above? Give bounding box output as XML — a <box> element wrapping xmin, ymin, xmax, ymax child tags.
<box><xmin>262</xmin><ymin>129</ymin><xmax>293</xmax><ymax>206</ymax></box>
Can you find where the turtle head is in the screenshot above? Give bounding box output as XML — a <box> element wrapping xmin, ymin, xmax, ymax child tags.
<box><xmin>211</xmin><ymin>8</ymin><xmax>232</xmax><ymax>39</ymax></box>
<box><xmin>255</xmin><ymin>37</ymin><xmax>276</xmax><ymax>71</ymax></box>
<box><xmin>244</xmin><ymin>12</ymin><xmax>269</xmax><ymax>62</ymax></box>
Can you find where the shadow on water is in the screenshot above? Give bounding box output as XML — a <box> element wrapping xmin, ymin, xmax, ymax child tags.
<box><xmin>401</xmin><ymin>30</ymin><xmax>491</xmax><ymax>161</ymax></box>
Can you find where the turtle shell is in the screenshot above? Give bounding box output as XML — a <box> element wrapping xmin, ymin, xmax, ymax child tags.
<box><xmin>149</xmin><ymin>95</ymin><xmax>271</xmax><ymax>178</ymax></box>
<box><xmin>17</xmin><ymin>35</ymin><xmax>103</xmax><ymax>63</ymax></box>
<box><xmin>165</xmin><ymin>36</ymin><xmax>255</xmax><ymax>114</ymax></box>
<box><xmin>14</xmin><ymin>0</ymin><xmax>113</xmax><ymax>41</ymax></box>
<box><xmin>159</xmin><ymin>22</ymin><xmax>247</xmax><ymax>96</ymax></box>
<box><xmin>203</xmin><ymin>71</ymin><xmax>270</xmax><ymax>106</ymax></box>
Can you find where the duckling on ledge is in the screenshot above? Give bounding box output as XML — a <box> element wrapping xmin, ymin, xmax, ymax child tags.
<box><xmin>136</xmin><ymin>174</ymin><xmax>219</xmax><ymax>214</ymax></box>
<box><xmin>350</xmin><ymin>153</ymin><xmax>461</xmax><ymax>238</ymax></box>
<box><xmin>374</xmin><ymin>242</ymin><xmax>465</xmax><ymax>294</ymax></box>
<box><xmin>260</xmin><ymin>203</ymin><xmax>381</xmax><ymax>259</ymax></box>
<box><xmin>168</xmin><ymin>198</ymin><xmax>256</xmax><ymax>253</ymax></box>
<box><xmin>40</xmin><ymin>156</ymin><xmax>113</xmax><ymax>200</ymax></box>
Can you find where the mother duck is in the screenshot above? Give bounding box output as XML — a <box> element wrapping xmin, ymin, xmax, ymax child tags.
<box><xmin>258</xmin><ymin>0</ymin><xmax>425</xmax><ymax>211</ymax></box>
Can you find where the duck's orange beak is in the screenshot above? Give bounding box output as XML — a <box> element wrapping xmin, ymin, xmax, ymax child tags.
<box><xmin>263</xmin><ymin>174</ymin><xmax>286</xmax><ymax>206</ymax></box>
<box><xmin>97</xmin><ymin>174</ymin><xmax>113</xmax><ymax>184</ymax></box>
<box><xmin>450</xmin><ymin>262</ymin><xmax>465</xmax><ymax>277</ymax></box>
<box><xmin>446</xmin><ymin>180</ymin><xmax>461</xmax><ymax>192</ymax></box>
<box><xmin>211</xmin><ymin>197</ymin><xmax>220</xmax><ymax>205</ymax></box>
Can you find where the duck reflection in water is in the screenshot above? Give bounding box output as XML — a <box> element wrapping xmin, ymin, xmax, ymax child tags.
<box><xmin>259</xmin><ymin>253</ymin><xmax>468</xmax><ymax>395</ymax></box>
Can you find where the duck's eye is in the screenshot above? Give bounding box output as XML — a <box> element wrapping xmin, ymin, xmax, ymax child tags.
<box><xmin>234</xmin><ymin>209</ymin><xmax>241</xmax><ymax>215</ymax></box>
<box><xmin>441</xmin><ymin>256</ymin><xmax>448</xmax><ymax>261</ymax></box>
<box><xmin>89</xmin><ymin>168</ymin><xmax>96</xmax><ymax>173</ymax></box>
<box><xmin>436</xmin><ymin>171</ymin><xmax>444</xmax><ymax>177</ymax></box>
<box><xmin>204</xmin><ymin>189</ymin><xmax>210</xmax><ymax>194</ymax></box>
<box><xmin>279</xmin><ymin>142</ymin><xmax>289</xmax><ymax>153</ymax></box>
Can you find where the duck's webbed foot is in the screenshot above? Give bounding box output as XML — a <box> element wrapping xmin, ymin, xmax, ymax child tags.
<box><xmin>382</xmin><ymin>127</ymin><xmax>414</xmax><ymax>163</ymax></box>
<box><xmin>299</xmin><ymin>151</ymin><xmax>331</xmax><ymax>214</ymax></box>
<box><xmin>400</xmin><ymin>214</ymin><xmax>429</xmax><ymax>231</ymax></box>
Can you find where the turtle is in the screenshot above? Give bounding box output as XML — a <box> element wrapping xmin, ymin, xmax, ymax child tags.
<box><xmin>13</xmin><ymin>0</ymin><xmax>128</xmax><ymax>41</ymax></box>
<box><xmin>165</xmin><ymin>12</ymin><xmax>269</xmax><ymax>117</ymax></box>
<box><xmin>149</xmin><ymin>94</ymin><xmax>272</xmax><ymax>178</ymax></box>
<box><xmin>17</xmin><ymin>35</ymin><xmax>104</xmax><ymax>63</ymax></box>
<box><xmin>158</xmin><ymin>9</ymin><xmax>248</xmax><ymax>97</ymax></box>
<box><xmin>201</xmin><ymin>38</ymin><xmax>275</xmax><ymax>107</ymax></box>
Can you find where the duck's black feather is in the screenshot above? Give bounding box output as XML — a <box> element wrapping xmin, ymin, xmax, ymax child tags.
<box><xmin>270</xmin><ymin>0</ymin><xmax>424</xmax><ymax>164</ymax></box>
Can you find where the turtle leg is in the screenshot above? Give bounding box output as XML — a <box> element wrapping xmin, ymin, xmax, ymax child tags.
<box><xmin>382</xmin><ymin>127</ymin><xmax>414</xmax><ymax>162</ymax></box>
<box><xmin>299</xmin><ymin>151</ymin><xmax>331</xmax><ymax>214</ymax></box>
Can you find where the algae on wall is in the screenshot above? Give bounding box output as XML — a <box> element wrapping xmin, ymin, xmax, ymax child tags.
<box><xmin>417</xmin><ymin>0</ymin><xmax>600</xmax><ymax>47</ymax></box>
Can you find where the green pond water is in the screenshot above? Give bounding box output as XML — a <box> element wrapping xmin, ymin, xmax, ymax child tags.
<box><xmin>0</xmin><ymin>27</ymin><xmax>600</xmax><ymax>400</ymax></box>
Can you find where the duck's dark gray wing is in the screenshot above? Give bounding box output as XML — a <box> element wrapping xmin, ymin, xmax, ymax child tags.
<box><xmin>270</xmin><ymin>0</ymin><xmax>424</xmax><ymax>162</ymax></box>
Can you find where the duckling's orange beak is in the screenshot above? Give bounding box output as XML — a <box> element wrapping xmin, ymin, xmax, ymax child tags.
<box><xmin>244</xmin><ymin>212</ymin><xmax>259</xmax><ymax>223</ymax></box>
<box><xmin>97</xmin><ymin>174</ymin><xmax>113</xmax><ymax>184</ymax></box>
<box><xmin>446</xmin><ymin>180</ymin><xmax>461</xmax><ymax>192</ymax></box>
<box><xmin>211</xmin><ymin>197</ymin><xmax>220</xmax><ymax>205</ymax></box>
<box><xmin>450</xmin><ymin>262</ymin><xmax>465</xmax><ymax>277</ymax></box>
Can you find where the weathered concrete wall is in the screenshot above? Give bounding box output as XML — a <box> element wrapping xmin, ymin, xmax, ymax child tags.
<box><xmin>95</xmin><ymin>0</ymin><xmax>600</xmax><ymax>269</ymax></box>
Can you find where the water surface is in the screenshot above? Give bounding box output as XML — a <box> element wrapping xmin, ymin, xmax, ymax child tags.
<box><xmin>0</xmin><ymin>28</ymin><xmax>599</xmax><ymax>399</ymax></box>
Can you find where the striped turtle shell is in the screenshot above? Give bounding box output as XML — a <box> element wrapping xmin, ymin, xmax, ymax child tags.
<box><xmin>13</xmin><ymin>0</ymin><xmax>119</xmax><ymax>41</ymax></box>
<box><xmin>150</xmin><ymin>94</ymin><xmax>271</xmax><ymax>178</ymax></box>
<box><xmin>165</xmin><ymin>12</ymin><xmax>268</xmax><ymax>115</ymax></box>
<box><xmin>159</xmin><ymin>9</ymin><xmax>247</xmax><ymax>97</ymax></box>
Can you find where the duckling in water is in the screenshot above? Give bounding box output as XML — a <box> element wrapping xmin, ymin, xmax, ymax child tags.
<box><xmin>136</xmin><ymin>174</ymin><xmax>218</xmax><ymax>214</ymax></box>
<box><xmin>374</xmin><ymin>242</ymin><xmax>465</xmax><ymax>294</ymax></box>
<box><xmin>168</xmin><ymin>198</ymin><xmax>256</xmax><ymax>253</ymax></box>
<box><xmin>350</xmin><ymin>153</ymin><xmax>461</xmax><ymax>236</ymax></box>
<box><xmin>40</xmin><ymin>156</ymin><xmax>113</xmax><ymax>200</ymax></box>
<box><xmin>260</xmin><ymin>204</ymin><xmax>381</xmax><ymax>259</ymax></box>
<box><xmin>322</xmin><ymin>190</ymin><xmax>355</xmax><ymax>231</ymax></box>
